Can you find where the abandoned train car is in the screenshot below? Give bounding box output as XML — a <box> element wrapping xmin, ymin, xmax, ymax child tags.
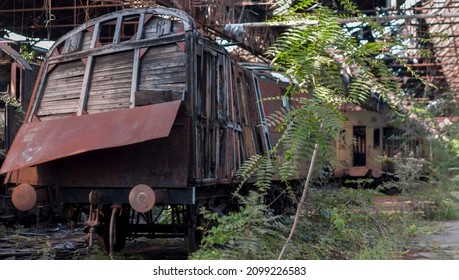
<box><xmin>333</xmin><ymin>100</ymin><xmax>427</xmax><ymax>182</ymax></box>
<box><xmin>0</xmin><ymin>7</ymin><xmax>296</xmax><ymax>252</ymax></box>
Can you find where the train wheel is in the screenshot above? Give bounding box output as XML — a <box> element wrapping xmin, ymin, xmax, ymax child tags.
<box><xmin>97</xmin><ymin>204</ymin><xmax>129</xmax><ymax>254</ymax></box>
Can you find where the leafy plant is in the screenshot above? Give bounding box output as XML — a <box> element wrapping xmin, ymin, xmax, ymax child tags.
<box><xmin>20</xmin><ymin>43</ymin><xmax>38</xmax><ymax>63</ymax></box>
<box><xmin>241</xmin><ymin>0</ymin><xmax>406</xmax><ymax>259</ymax></box>
<box><xmin>413</xmin><ymin>186</ymin><xmax>459</xmax><ymax>221</ymax></box>
<box><xmin>380</xmin><ymin>152</ymin><xmax>429</xmax><ymax>194</ymax></box>
<box><xmin>190</xmin><ymin>192</ymin><xmax>286</xmax><ymax>260</ymax></box>
<box><xmin>35</xmin><ymin>241</ymin><xmax>56</xmax><ymax>260</ymax></box>
<box><xmin>0</xmin><ymin>225</ymin><xmax>6</xmax><ymax>238</ymax></box>
<box><xmin>282</xmin><ymin>187</ymin><xmax>411</xmax><ymax>260</ymax></box>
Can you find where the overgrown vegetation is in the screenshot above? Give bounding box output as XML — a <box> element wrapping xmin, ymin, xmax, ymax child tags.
<box><xmin>19</xmin><ymin>43</ymin><xmax>39</xmax><ymax>63</ymax></box>
<box><xmin>0</xmin><ymin>224</ymin><xmax>6</xmax><ymax>238</ymax></box>
<box><xmin>191</xmin><ymin>185</ymin><xmax>432</xmax><ymax>260</ymax></box>
<box><xmin>191</xmin><ymin>192</ymin><xmax>286</xmax><ymax>260</ymax></box>
<box><xmin>293</xmin><ymin>188</ymin><xmax>409</xmax><ymax>260</ymax></box>
<box><xmin>190</xmin><ymin>0</ymin><xmax>459</xmax><ymax>260</ymax></box>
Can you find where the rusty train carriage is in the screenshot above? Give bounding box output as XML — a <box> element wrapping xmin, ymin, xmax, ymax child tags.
<box><xmin>0</xmin><ymin>7</ymin><xmax>290</xmax><ymax>252</ymax></box>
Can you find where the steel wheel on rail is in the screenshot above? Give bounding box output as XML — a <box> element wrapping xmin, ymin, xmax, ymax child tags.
<box><xmin>97</xmin><ymin>204</ymin><xmax>129</xmax><ymax>254</ymax></box>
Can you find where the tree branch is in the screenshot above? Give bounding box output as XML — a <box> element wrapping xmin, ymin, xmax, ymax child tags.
<box><xmin>278</xmin><ymin>140</ymin><xmax>320</xmax><ymax>260</ymax></box>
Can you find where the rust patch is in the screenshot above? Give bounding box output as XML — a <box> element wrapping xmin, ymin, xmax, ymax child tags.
<box><xmin>0</xmin><ymin>100</ymin><xmax>185</xmax><ymax>174</ymax></box>
<box><xmin>139</xmin><ymin>47</ymin><xmax>148</xmax><ymax>59</ymax></box>
<box><xmin>176</xmin><ymin>42</ymin><xmax>186</xmax><ymax>52</ymax></box>
<box><xmin>50</xmin><ymin>48</ymin><xmax>60</xmax><ymax>57</ymax></box>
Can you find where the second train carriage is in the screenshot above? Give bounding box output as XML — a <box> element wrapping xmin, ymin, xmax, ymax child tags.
<box><xmin>0</xmin><ymin>7</ymin><xmax>297</xmax><ymax>252</ymax></box>
<box><xmin>333</xmin><ymin>101</ymin><xmax>427</xmax><ymax>183</ymax></box>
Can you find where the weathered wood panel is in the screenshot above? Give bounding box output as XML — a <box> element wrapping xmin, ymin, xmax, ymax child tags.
<box><xmin>138</xmin><ymin>44</ymin><xmax>186</xmax><ymax>93</ymax></box>
<box><xmin>36</xmin><ymin>99</ymin><xmax>80</xmax><ymax>116</ymax></box>
<box><xmin>37</xmin><ymin>60</ymin><xmax>85</xmax><ymax>118</ymax></box>
<box><xmin>86</xmin><ymin>51</ymin><xmax>134</xmax><ymax>113</ymax></box>
<box><xmin>80</xmin><ymin>30</ymin><xmax>93</xmax><ymax>51</ymax></box>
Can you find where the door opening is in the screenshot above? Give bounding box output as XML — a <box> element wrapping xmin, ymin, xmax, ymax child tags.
<box><xmin>353</xmin><ymin>126</ymin><xmax>366</xmax><ymax>166</ymax></box>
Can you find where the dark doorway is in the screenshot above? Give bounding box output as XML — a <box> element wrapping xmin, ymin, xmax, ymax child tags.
<box><xmin>353</xmin><ymin>126</ymin><xmax>366</xmax><ymax>166</ymax></box>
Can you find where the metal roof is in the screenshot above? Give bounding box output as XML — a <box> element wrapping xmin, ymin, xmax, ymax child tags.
<box><xmin>1</xmin><ymin>1</ymin><xmax>458</xmax><ymax>102</ymax></box>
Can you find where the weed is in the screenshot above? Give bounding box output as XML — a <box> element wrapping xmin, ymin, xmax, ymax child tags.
<box><xmin>190</xmin><ymin>192</ymin><xmax>286</xmax><ymax>260</ymax></box>
<box><xmin>405</xmin><ymin>224</ymin><xmax>418</xmax><ymax>237</ymax></box>
<box><xmin>35</xmin><ymin>241</ymin><xmax>56</xmax><ymax>260</ymax></box>
<box><xmin>191</xmin><ymin>187</ymin><xmax>414</xmax><ymax>260</ymax></box>
<box><xmin>356</xmin><ymin>237</ymin><xmax>401</xmax><ymax>260</ymax></box>
<box><xmin>344</xmin><ymin>178</ymin><xmax>374</xmax><ymax>189</ymax></box>
<box><xmin>86</xmin><ymin>247</ymin><xmax>111</xmax><ymax>260</ymax></box>
<box><xmin>380</xmin><ymin>153</ymin><xmax>429</xmax><ymax>195</ymax></box>
<box><xmin>0</xmin><ymin>225</ymin><xmax>5</xmax><ymax>237</ymax></box>
<box><xmin>288</xmin><ymin>188</ymin><xmax>413</xmax><ymax>260</ymax></box>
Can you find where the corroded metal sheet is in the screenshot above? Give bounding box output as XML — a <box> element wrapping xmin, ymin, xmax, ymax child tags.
<box><xmin>0</xmin><ymin>100</ymin><xmax>184</xmax><ymax>174</ymax></box>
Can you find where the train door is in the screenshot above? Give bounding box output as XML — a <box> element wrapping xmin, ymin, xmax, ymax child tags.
<box><xmin>197</xmin><ymin>48</ymin><xmax>234</xmax><ymax>180</ymax></box>
<box><xmin>353</xmin><ymin>126</ymin><xmax>366</xmax><ymax>166</ymax></box>
<box><xmin>198</xmin><ymin>49</ymin><xmax>218</xmax><ymax>179</ymax></box>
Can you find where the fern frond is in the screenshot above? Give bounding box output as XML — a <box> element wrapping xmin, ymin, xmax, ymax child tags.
<box><xmin>235</xmin><ymin>154</ymin><xmax>263</xmax><ymax>189</ymax></box>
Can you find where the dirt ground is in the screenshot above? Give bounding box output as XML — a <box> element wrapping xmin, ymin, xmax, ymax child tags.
<box><xmin>406</xmin><ymin>192</ymin><xmax>459</xmax><ymax>260</ymax></box>
<box><xmin>408</xmin><ymin>220</ymin><xmax>459</xmax><ymax>259</ymax></box>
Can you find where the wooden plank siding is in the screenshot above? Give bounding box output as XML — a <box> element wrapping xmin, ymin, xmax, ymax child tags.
<box><xmin>86</xmin><ymin>51</ymin><xmax>134</xmax><ymax>113</ymax></box>
<box><xmin>37</xmin><ymin>60</ymin><xmax>85</xmax><ymax>119</ymax></box>
<box><xmin>138</xmin><ymin>44</ymin><xmax>186</xmax><ymax>92</ymax></box>
<box><xmin>80</xmin><ymin>30</ymin><xmax>93</xmax><ymax>51</ymax></box>
<box><xmin>192</xmin><ymin>45</ymin><xmax>262</xmax><ymax>182</ymax></box>
<box><xmin>36</xmin><ymin>43</ymin><xmax>187</xmax><ymax>117</ymax></box>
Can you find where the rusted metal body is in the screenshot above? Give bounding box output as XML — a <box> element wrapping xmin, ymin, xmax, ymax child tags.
<box><xmin>0</xmin><ymin>7</ymin><xmax>294</xmax><ymax>251</ymax></box>
<box><xmin>1</xmin><ymin>100</ymin><xmax>185</xmax><ymax>173</ymax></box>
